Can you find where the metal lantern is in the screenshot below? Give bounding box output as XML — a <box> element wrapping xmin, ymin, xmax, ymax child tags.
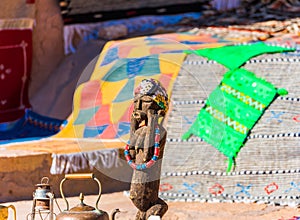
<box><xmin>27</xmin><ymin>177</ymin><xmax>55</xmax><ymax>220</ymax></box>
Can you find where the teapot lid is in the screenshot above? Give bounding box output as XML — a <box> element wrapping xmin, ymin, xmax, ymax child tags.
<box><xmin>69</xmin><ymin>193</ymin><xmax>96</xmax><ymax>212</ymax></box>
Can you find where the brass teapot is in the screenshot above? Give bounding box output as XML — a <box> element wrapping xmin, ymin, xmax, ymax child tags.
<box><xmin>56</xmin><ymin>173</ymin><xmax>120</xmax><ymax>220</ymax></box>
<box><xmin>0</xmin><ymin>204</ymin><xmax>16</xmax><ymax>220</ymax></box>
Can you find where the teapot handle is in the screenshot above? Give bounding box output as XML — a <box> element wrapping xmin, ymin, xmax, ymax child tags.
<box><xmin>8</xmin><ymin>205</ymin><xmax>16</xmax><ymax>220</ymax></box>
<box><xmin>59</xmin><ymin>173</ymin><xmax>102</xmax><ymax>211</ymax></box>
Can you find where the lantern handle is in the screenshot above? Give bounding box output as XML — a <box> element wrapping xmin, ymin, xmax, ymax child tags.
<box><xmin>40</xmin><ymin>176</ymin><xmax>49</xmax><ymax>184</ymax></box>
<box><xmin>59</xmin><ymin>173</ymin><xmax>102</xmax><ymax>211</ymax></box>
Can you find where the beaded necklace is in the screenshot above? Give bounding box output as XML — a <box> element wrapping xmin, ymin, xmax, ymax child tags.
<box><xmin>124</xmin><ymin>125</ymin><xmax>160</xmax><ymax>170</ymax></box>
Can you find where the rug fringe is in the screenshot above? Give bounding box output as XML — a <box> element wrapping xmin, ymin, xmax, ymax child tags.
<box><xmin>50</xmin><ymin>148</ymin><xmax>120</xmax><ymax>174</ymax></box>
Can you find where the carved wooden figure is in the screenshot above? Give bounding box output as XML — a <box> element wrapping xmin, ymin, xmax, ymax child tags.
<box><xmin>124</xmin><ymin>79</ymin><xmax>169</xmax><ymax>220</ymax></box>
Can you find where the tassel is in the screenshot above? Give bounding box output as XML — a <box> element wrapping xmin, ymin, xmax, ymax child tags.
<box><xmin>182</xmin><ymin>131</ymin><xmax>192</xmax><ymax>140</ymax></box>
<box><xmin>226</xmin><ymin>157</ymin><xmax>236</xmax><ymax>174</ymax></box>
<box><xmin>277</xmin><ymin>88</ymin><xmax>288</xmax><ymax>96</ymax></box>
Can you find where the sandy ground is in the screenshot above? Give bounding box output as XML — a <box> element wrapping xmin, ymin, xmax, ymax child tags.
<box><xmin>2</xmin><ymin>191</ymin><xmax>299</xmax><ymax>220</ymax></box>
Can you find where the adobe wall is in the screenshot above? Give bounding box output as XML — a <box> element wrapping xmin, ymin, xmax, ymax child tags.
<box><xmin>0</xmin><ymin>150</ymin><xmax>131</xmax><ymax>202</ymax></box>
<box><xmin>0</xmin><ymin>0</ymin><xmax>65</xmax><ymax>100</ymax></box>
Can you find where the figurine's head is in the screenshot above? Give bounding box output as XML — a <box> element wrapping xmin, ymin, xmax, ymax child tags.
<box><xmin>132</xmin><ymin>79</ymin><xmax>169</xmax><ymax>123</ymax></box>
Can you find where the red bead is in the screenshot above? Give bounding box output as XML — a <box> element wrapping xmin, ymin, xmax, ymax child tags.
<box><xmin>155</xmin><ymin>134</ymin><xmax>160</xmax><ymax>142</ymax></box>
<box><xmin>131</xmin><ymin>163</ymin><xmax>137</xmax><ymax>169</ymax></box>
<box><xmin>154</xmin><ymin>147</ymin><xmax>160</xmax><ymax>156</ymax></box>
<box><xmin>146</xmin><ymin>160</ymin><xmax>155</xmax><ymax>168</ymax></box>
<box><xmin>125</xmin><ymin>155</ymin><xmax>131</xmax><ymax>161</ymax></box>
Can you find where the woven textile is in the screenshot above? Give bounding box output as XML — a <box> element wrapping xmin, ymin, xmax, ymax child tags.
<box><xmin>63</xmin><ymin>12</ymin><xmax>202</xmax><ymax>54</ymax></box>
<box><xmin>0</xmin><ymin>109</ymin><xmax>66</xmax><ymax>141</ymax></box>
<box><xmin>51</xmin><ymin>31</ymin><xmax>235</xmax><ymax>175</ymax></box>
<box><xmin>0</xmin><ymin>19</ymin><xmax>34</xmax><ymax>122</ymax></box>
<box><xmin>186</xmin><ymin>42</ymin><xmax>295</xmax><ymax>70</ymax></box>
<box><xmin>182</xmin><ymin>43</ymin><xmax>294</xmax><ymax>172</ymax></box>
<box><xmin>160</xmin><ymin>49</ymin><xmax>300</xmax><ymax>205</ymax></box>
<box><xmin>56</xmin><ymin>32</ymin><xmax>231</xmax><ymax>141</ymax></box>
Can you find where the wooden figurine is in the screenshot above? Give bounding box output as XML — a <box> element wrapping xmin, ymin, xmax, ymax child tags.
<box><xmin>124</xmin><ymin>78</ymin><xmax>169</xmax><ymax>220</ymax></box>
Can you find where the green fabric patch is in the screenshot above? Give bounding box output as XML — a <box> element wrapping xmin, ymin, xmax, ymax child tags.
<box><xmin>182</xmin><ymin>43</ymin><xmax>294</xmax><ymax>172</ymax></box>
<box><xmin>185</xmin><ymin>42</ymin><xmax>295</xmax><ymax>70</ymax></box>
<box><xmin>182</xmin><ymin>69</ymin><xmax>282</xmax><ymax>172</ymax></box>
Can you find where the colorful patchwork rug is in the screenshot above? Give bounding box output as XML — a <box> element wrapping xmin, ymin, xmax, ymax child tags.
<box><xmin>48</xmin><ymin>32</ymin><xmax>232</xmax><ymax>176</ymax></box>
<box><xmin>56</xmin><ymin>32</ymin><xmax>230</xmax><ymax>142</ymax></box>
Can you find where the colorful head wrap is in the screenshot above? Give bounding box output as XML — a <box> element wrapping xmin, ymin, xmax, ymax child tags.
<box><xmin>134</xmin><ymin>78</ymin><xmax>169</xmax><ymax>113</ymax></box>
